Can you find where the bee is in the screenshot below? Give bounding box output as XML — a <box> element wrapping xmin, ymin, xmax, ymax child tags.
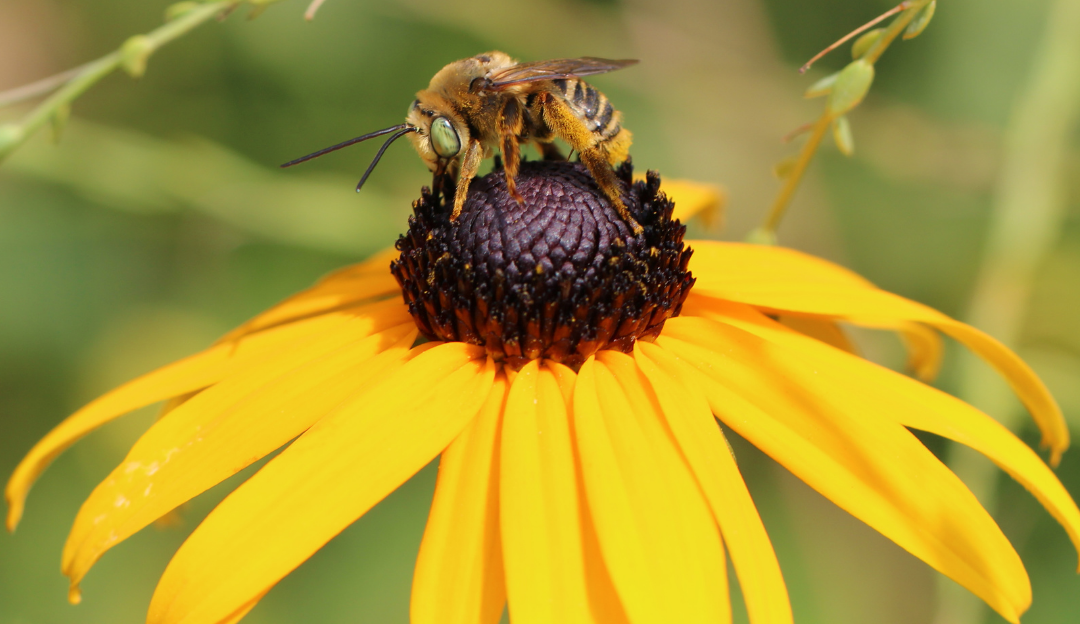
<box><xmin>282</xmin><ymin>51</ymin><xmax>641</xmax><ymax>233</ymax></box>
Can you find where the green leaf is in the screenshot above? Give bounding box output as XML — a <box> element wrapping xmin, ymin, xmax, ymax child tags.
<box><xmin>826</xmin><ymin>59</ymin><xmax>875</xmax><ymax>116</ymax></box>
<box><xmin>832</xmin><ymin>116</ymin><xmax>854</xmax><ymax>156</ymax></box>
<box><xmin>804</xmin><ymin>72</ymin><xmax>839</xmax><ymax>99</ymax></box>
<box><xmin>852</xmin><ymin>28</ymin><xmax>885</xmax><ymax>60</ymax></box>
<box><xmin>903</xmin><ymin>0</ymin><xmax>936</xmax><ymax>40</ymax></box>
<box><xmin>120</xmin><ymin>35</ymin><xmax>154</xmax><ymax>79</ymax></box>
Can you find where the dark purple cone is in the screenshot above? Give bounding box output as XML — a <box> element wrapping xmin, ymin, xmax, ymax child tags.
<box><xmin>391</xmin><ymin>159</ymin><xmax>695</xmax><ymax>370</ymax></box>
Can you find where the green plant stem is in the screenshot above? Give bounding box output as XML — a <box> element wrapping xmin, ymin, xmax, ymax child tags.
<box><xmin>934</xmin><ymin>0</ymin><xmax>1080</xmax><ymax>622</ymax></box>
<box><xmin>754</xmin><ymin>0</ymin><xmax>931</xmax><ymax>241</ymax></box>
<box><xmin>761</xmin><ymin>114</ymin><xmax>831</xmax><ymax>234</ymax></box>
<box><xmin>0</xmin><ymin>63</ymin><xmax>96</xmax><ymax>109</ymax></box>
<box><xmin>0</xmin><ymin>1</ymin><xmax>237</xmax><ymax>162</ymax></box>
<box><xmin>862</xmin><ymin>0</ymin><xmax>931</xmax><ymax>64</ymax></box>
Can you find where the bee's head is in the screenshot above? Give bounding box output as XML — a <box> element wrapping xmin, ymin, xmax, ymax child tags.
<box><xmin>405</xmin><ymin>95</ymin><xmax>470</xmax><ymax>174</ymax></box>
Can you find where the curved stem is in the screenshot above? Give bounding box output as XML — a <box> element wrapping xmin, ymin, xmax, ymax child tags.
<box><xmin>0</xmin><ymin>1</ymin><xmax>238</xmax><ymax>163</ymax></box>
<box><xmin>0</xmin><ymin>62</ymin><xmax>96</xmax><ymax>109</ymax></box>
<box><xmin>862</xmin><ymin>0</ymin><xmax>930</xmax><ymax>64</ymax></box>
<box><xmin>754</xmin><ymin>0</ymin><xmax>931</xmax><ymax>241</ymax></box>
<box><xmin>760</xmin><ymin>113</ymin><xmax>831</xmax><ymax>234</ymax></box>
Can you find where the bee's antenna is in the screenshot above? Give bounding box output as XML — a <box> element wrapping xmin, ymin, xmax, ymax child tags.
<box><xmin>280</xmin><ymin>124</ymin><xmax>414</xmax><ymax>168</ymax></box>
<box><xmin>355</xmin><ymin>126</ymin><xmax>418</xmax><ymax>192</ymax></box>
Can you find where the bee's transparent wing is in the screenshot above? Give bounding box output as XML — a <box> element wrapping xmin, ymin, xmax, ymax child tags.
<box><xmin>487</xmin><ymin>57</ymin><xmax>638</xmax><ymax>89</ymax></box>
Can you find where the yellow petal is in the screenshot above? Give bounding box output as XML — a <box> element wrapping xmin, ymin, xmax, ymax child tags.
<box><xmin>5</xmin><ymin>299</ymin><xmax>408</xmax><ymax>532</ymax></box>
<box><xmin>688</xmin><ymin>242</ymin><xmax>941</xmax><ymax>380</ymax></box>
<box><xmin>317</xmin><ymin>247</ymin><xmax>400</xmax><ymax>280</ymax></box>
<box><xmin>855</xmin><ymin>318</ymin><xmax>944</xmax><ymax>382</ymax></box>
<box><xmin>687</xmin><ymin>299</ymin><xmax>1080</xmax><ymax>571</ymax></box>
<box><xmin>634</xmin><ymin>342</ymin><xmax>793</xmax><ymax>624</ymax></box>
<box><xmin>686</xmin><ymin>243</ymin><xmax>1068</xmax><ymax>465</ymax></box>
<box><xmin>781</xmin><ymin>316</ymin><xmax>942</xmax><ymax>383</ymax></box>
<box><xmin>412</xmin><ymin>371</ymin><xmax>508</xmax><ymax>624</ymax></box>
<box><xmin>662</xmin><ymin>178</ymin><xmax>726</xmax><ymax>229</ymax></box>
<box><xmin>499</xmin><ymin>361</ymin><xmax>628</xmax><ymax>624</ymax></box>
<box><xmin>777</xmin><ymin>315</ymin><xmax>856</xmax><ymax>355</ymax></box>
<box><xmin>218</xmin><ymin>273</ymin><xmax>400</xmax><ymax>343</ymax></box>
<box><xmin>658</xmin><ymin>317</ymin><xmax>1031</xmax><ymax>623</ymax></box>
<box><xmin>687</xmin><ymin>240</ymin><xmax>873</xmax><ymax>293</ymax></box>
<box><xmin>220</xmin><ymin>247</ymin><xmax>401</xmax><ymax>343</ymax></box>
<box><xmin>158</xmin><ymin>391</ymin><xmax>199</xmax><ymax>421</ymax></box>
<box><xmin>62</xmin><ymin>323</ymin><xmax>418</xmax><ymax>591</ymax></box>
<box><xmin>575</xmin><ymin>353</ymin><xmax>730</xmax><ymax>624</ymax></box>
<box><xmin>147</xmin><ymin>343</ymin><xmax>494</xmax><ymax>624</ymax></box>
<box><xmin>219</xmin><ymin>591</ymin><xmax>266</xmax><ymax>624</ymax></box>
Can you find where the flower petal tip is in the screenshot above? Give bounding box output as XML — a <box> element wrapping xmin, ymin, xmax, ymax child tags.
<box><xmin>5</xmin><ymin>494</ymin><xmax>23</xmax><ymax>532</ymax></box>
<box><xmin>68</xmin><ymin>584</ymin><xmax>82</xmax><ymax>605</ymax></box>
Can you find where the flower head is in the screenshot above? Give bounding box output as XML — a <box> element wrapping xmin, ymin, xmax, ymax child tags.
<box><xmin>6</xmin><ymin>160</ymin><xmax>1079</xmax><ymax>624</ymax></box>
<box><xmin>393</xmin><ymin>159</ymin><xmax>693</xmax><ymax>368</ymax></box>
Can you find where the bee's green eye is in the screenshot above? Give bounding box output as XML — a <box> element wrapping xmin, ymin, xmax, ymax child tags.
<box><xmin>430</xmin><ymin>117</ymin><xmax>461</xmax><ymax>158</ymax></box>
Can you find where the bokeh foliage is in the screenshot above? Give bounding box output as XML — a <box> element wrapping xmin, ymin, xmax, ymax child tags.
<box><xmin>1</xmin><ymin>0</ymin><xmax>1078</xmax><ymax>623</ymax></box>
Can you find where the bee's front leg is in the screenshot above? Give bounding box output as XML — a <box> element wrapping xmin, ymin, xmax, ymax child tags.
<box><xmin>451</xmin><ymin>139</ymin><xmax>484</xmax><ymax>222</ymax></box>
<box><xmin>432</xmin><ymin>160</ymin><xmax>450</xmax><ymax>205</ymax></box>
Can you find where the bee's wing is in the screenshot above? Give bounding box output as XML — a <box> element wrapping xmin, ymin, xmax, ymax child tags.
<box><xmin>486</xmin><ymin>57</ymin><xmax>638</xmax><ymax>89</ymax></box>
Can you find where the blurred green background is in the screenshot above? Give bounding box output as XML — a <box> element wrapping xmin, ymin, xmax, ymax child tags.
<box><xmin>1</xmin><ymin>0</ymin><xmax>1078</xmax><ymax>623</ymax></box>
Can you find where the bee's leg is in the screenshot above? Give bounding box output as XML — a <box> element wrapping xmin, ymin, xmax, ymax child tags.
<box><xmin>579</xmin><ymin>147</ymin><xmax>642</xmax><ymax>235</ymax></box>
<box><xmin>501</xmin><ymin>132</ymin><xmax>523</xmax><ymax>205</ymax></box>
<box><xmin>432</xmin><ymin>160</ymin><xmax>448</xmax><ymax>205</ymax></box>
<box><xmin>451</xmin><ymin>139</ymin><xmax>484</xmax><ymax>221</ymax></box>
<box><xmin>537</xmin><ymin>92</ymin><xmax>642</xmax><ymax>235</ymax></box>
<box><xmin>537</xmin><ymin>141</ymin><xmax>565</xmax><ymax>161</ymax></box>
<box><xmin>498</xmin><ymin>98</ymin><xmax>526</xmax><ymax>204</ymax></box>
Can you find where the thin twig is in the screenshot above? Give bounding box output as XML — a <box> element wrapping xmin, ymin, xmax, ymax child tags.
<box><xmin>800</xmin><ymin>1</ymin><xmax>911</xmax><ymax>73</ymax></box>
<box><xmin>0</xmin><ymin>1</ymin><xmax>240</xmax><ymax>163</ymax></box>
<box><xmin>782</xmin><ymin>121</ymin><xmax>815</xmax><ymax>144</ymax></box>
<box><xmin>761</xmin><ymin>115</ymin><xmax>831</xmax><ymax>233</ymax></box>
<box><xmin>305</xmin><ymin>0</ymin><xmax>328</xmax><ymax>21</ymax></box>
<box><xmin>0</xmin><ymin>62</ymin><xmax>96</xmax><ymax>109</ymax></box>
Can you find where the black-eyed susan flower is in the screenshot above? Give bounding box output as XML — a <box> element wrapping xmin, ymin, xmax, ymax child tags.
<box><xmin>6</xmin><ymin>160</ymin><xmax>1079</xmax><ymax>624</ymax></box>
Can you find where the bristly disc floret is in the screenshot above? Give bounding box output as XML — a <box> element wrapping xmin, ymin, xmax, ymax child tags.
<box><xmin>391</xmin><ymin>159</ymin><xmax>695</xmax><ymax>369</ymax></box>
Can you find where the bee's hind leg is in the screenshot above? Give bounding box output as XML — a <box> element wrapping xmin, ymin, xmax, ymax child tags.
<box><xmin>536</xmin><ymin>91</ymin><xmax>642</xmax><ymax>235</ymax></box>
<box><xmin>579</xmin><ymin>147</ymin><xmax>643</xmax><ymax>235</ymax></box>
<box><xmin>451</xmin><ymin>139</ymin><xmax>484</xmax><ymax>221</ymax></box>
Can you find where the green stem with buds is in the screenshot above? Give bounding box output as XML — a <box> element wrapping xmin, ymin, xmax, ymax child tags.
<box><xmin>752</xmin><ymin>0</ymin><xmax>933</xmax><ymax>242</ymax></box>
<box><xmin>0</xmin><ymin>0</ymin><xmax>241</xmax><ymax>163</ymax></box>
<box><xmin>760</xmin><ymin>115</ymin><xmax>830</xmax><ymax>235</ymax></box>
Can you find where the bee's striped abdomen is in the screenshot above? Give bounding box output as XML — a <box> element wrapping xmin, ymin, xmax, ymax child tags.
<box><xmin>551</xmin><ymin>78</ymin><xmax>623</xmax><ymax>141</ymax></box>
